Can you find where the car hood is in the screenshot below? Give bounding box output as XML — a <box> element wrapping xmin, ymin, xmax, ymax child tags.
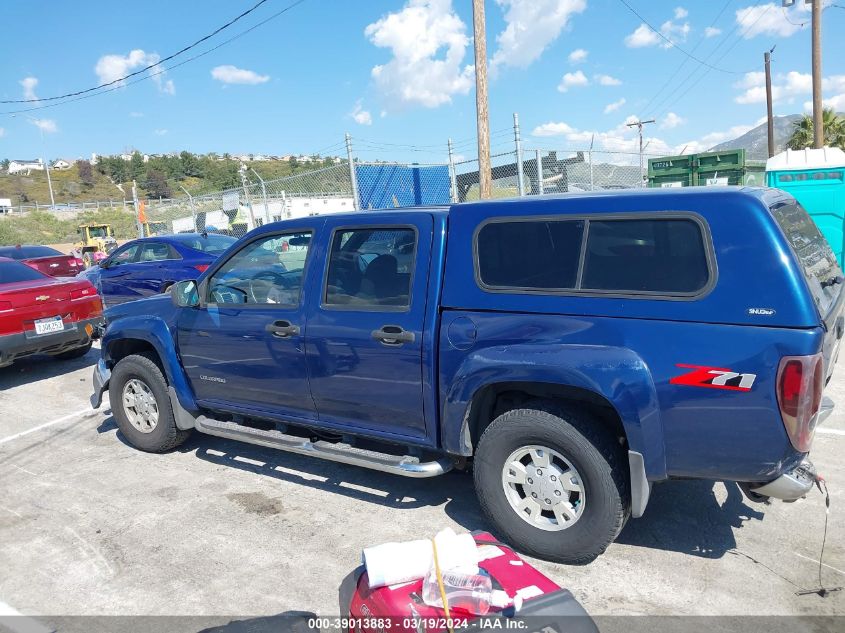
<box><xmin>104</xmin><ymin>293</ymin><xmax>173</xmax><ymax>323</ymax></box>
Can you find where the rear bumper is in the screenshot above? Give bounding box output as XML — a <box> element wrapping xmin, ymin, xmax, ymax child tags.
<box><xmin>749</xmin><ymin>458</ymin><xmax>816</xmax><ymax>501</ymax></box>
<box><xmin>91</xmin><ymin>358</ymin><xmax>111</xmax><ymax>409</ymax></box>
<box><xmin>0</xmin><ymin>316</ymin><xmax>103</xmax><ymax>367</ymax></box>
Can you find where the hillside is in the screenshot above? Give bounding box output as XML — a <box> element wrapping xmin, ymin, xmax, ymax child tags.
<box><xmin>709</xmin><ymin>115</ymin><xmax>801</xmax><ymax>160</ymax></box>
<box><xmin>0</xmin><ymin>155</ymin><xmax>340</xmax><ymax>208</ymax></box>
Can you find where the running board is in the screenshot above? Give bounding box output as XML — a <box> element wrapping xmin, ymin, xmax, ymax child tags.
<box><xmin>194</xmin><ymin>416</ymin><xmax>452</xmax><ymax>478</ymax></box>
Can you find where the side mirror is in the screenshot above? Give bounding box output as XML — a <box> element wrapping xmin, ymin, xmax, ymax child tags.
<box><xmin>172</xmin><ymin>279</ymin><xmax>200</xmax><ymax>307</ymax></box>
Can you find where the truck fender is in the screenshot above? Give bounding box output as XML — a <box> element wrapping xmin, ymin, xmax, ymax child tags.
<box><xmin>101</xmin><ymin>315</ymin><xmax>198</xmax><ymax>419</ymax></box>
<box><xmin>442</xmin><ymin>344</ymin><xmax>666</xmax><ymax>481</ymax></box>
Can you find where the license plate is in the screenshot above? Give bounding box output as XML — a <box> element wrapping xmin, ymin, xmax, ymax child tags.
<box><xmin>34</xmin><ymin>316</ymin><xmax>64</xmax><ymax>335</ymax></box>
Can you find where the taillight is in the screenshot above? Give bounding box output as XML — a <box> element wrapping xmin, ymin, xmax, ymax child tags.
<box><xmin>776</xmin><ymin>354</ymin><xmax>824</xmax><ymax>452</ymax></box>
<box><xmin>194</xmin><ymin>264</ymin><xmax>209</xmax><ymax>273</ymax></box>
<box><xmin>70</xmin><ymin>286</ymin><xmax>96</xmax><ymax>300</ymax></box>
<box><xmin>70</xmin><ymin>258</ymin><xmax>83</xmax><ymax>268</ymax></box>
<box><xmin>0</xmin><ymin>301</ymin><xmax>11</xmax><ymax>311</ymax></box>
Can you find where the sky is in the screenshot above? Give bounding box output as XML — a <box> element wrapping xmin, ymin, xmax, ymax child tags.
<box><xmin>1</xmin><ymin>0</ymin><xmax>844</xmax><ymax>165</ymax></box>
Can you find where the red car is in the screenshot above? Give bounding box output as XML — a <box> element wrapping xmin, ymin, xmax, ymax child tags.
<box><xmin>0</xmin><ymin>245</ymin><xmax>85</xmax><ymax>277</ymax></box>
<box><xmin>0</xmin><ymin>257</ymin><xmax>104</xmax><ymax>368</ymax></box>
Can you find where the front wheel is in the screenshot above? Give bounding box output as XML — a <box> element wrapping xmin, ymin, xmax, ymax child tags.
<box><xmin>109</xmin><ymin>352</ymin><xmax>191</xmax><ymax>452</ymax></box>
<box><xmin>473</xmin><ymin>403</ymin><xmax>628</xmax><ymax>564</ymax></box>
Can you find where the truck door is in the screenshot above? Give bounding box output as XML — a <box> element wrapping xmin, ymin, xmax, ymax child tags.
<box><xmin>305</xmin><ymin>215</ymin><xmax>432</xmax><ymax>439</ymax></box>
<box><xmin>176</xmin><ymin>226</ymin><xmax>317</xmax><ymax>420</ymax></box>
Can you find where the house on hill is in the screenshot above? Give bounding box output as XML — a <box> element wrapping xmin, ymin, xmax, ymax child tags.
<box><xmin>8</xmin><ymin>159</ymin><xmax>44</xmax><ymax>175</ymax></box>
<box><xmin>51</xmin><ymin>158</ymin><xmax>75</xmax><ymax>170</ymax></box>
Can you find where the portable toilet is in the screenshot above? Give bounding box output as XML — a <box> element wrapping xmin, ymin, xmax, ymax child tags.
<box><xmin>766</xmin><ymin>147</ymin><xmax>845</xmax><ymax>265</ymax></box>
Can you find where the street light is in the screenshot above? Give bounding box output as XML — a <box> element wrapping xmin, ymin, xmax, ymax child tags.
<box><xmin>12</xmin><ymin>114</ymin><xmax>56</xmax><ymax>208</ymax></box>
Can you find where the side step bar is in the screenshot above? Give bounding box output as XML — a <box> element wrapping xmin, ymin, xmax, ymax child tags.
<box><xmin>194</xmin><ymin>416</ymin><xmax>453</xmax><ymax>478</ymax></box>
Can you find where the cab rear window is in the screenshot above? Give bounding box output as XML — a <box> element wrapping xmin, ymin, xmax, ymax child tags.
<box><xmin>475</xmin><ymin>215</ymin><xmax>711</xmax><ymax>297</ymax></box>
<box><xmin>770</xmin><ymin>201</ymin><xmax>843</xmax><ymax>315</ymax></box>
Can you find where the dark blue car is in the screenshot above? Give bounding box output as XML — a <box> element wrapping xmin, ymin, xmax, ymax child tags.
<box><xmin>79</xmin><ymin>233</ymin><xmax>237</xmax><ymax>307</ymax></box>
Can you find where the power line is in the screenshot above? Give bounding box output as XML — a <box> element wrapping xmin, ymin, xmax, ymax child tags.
<box><xmin>1</xmin><ymin>0</ymin><xmax>308</xmax><ymax>116</ymax></box>
<box><xmin>2</xmin><ymin>0</ymin><xmax>280</xmax><ymax>104</ymax></box>
<box><xmin>616</xmin><ymin>0</ymin><xmax>750</xmax><ymax>75</ymax></box>
<box><xmin>641</xmin><ymin>0</ymin><xmax>735</xmax><ymax>116</ymax></box>
<box><xmin>649</xmin><ymin>1</ymin><xmax>775</xmax><ymax>120</ymax></box>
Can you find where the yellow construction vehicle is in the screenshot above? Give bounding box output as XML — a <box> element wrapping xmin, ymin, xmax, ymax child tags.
<box><xmin>74</xmin><ymin>224</ymin><xmax>118</xmax><ymax>267</ymax></box>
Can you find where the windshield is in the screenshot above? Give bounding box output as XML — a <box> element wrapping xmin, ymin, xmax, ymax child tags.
<box><xmin>771</xmin><ymin>201</ymin><xmax>843</xmax><ymax>316</ymax></box>
<box><xmin>0</xmin><ymin>260</ymin><xmax>48</xmax><ymax>283</ymax></box>
<box><xmin>88</xmin><ymin>227</ymin><xmax>108</xmax><ymax>238</ymax></box>
<box><xmin>172</xmin><ymin>233</ymin><xmax>237</xmax><ymax>255</ymax></box>
<box><xmin>0</xmin><ymin>246</ymin><xmax>62</xmax><ymax>260</ymax></box>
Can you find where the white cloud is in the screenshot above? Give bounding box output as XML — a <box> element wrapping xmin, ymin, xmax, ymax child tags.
<box><xmin>661</xmin><ymin>112</ymin><xmax>685</xmax><ymax>129</ymax></box>
<box><xmin>624</xmin><ymin>8</ymin><xmax>690</xmax><ymax>49</ymax></box>
<box><xmin>365</xmin><ymin>0</ymin><xmax>474</xmax><ymax>109</ymax></box>
<box><xmin>735</xmin><ymin>2</ymin><xmax>808</xmax><ymax>39</ymax></box>
<box><xmin>530</xmin><ymin>116</ymin><xmax>762</xmax><ymax>164</ymax></box>
<box><xmin>210</xmin><ymin>65</ymin><xmax>270</xmax><ymax>85</ymax></box>
<box><xmin>29</xmin><ymin>118</ymin><xmax>57</xmax><ymax>134</ymax></box>
<box><xmin>129</xmin><ymin>111</ymin><xmax>144</xmax><ymax>118</ymax></box>
<box><xmin>350</xmin><ymin>100</ymin><xmax>373</xmax><ymax>125</ymax></box>
<box><xmin>532</xmin><ymin>121</ymin><xmax>576</xmax><ymax>136</ymax></box>
<box><xmin>94</xmin><ymin>49</ymin><xmax>175</xmax><ymax>94</ymax></box>
<box><xmin>595</xmin><ymin>74</ymin><xmax>621</xmax><ymax>86</ymax></box>
<box><xmin>568</xmin><ymin>48</ymin><xmax>588</xmax><ymax>64</ymax></box>
<box><xmin>20</xmin><ymin>77</ymin><xmax>38</xmax><ymax>101</ymax></box>
<box><xmin>704</xmin><ymin>26</ymin><xmax>722</xmax><ymax>38</ymax></box>
<box><xmin>604</xmin><ymin>98</ymin><xmax>626</xmax><ymax>114</ymax></box>
<box><xmin>625</xmin><ymin>24</ymin><xmax>660</xmax><ymax>48</ymax></box>
<box><xmin>490</xmin><ymin>0</ymin><xmax>587</xmax><ymax>71</ymax></box>
<box><xmin>0</xmin><ymin>128</ymin><xmax>5</xmax><ymax>138</ymax></box>
<box><xmin>734</xmin><ymin>70</ymin><xmax>845</xmax><ymax>105</ymax></box>
<box><xmin>557</xmin><ymin>70</ymin><xmax>588</xmax><ymax>92</ymax></box>
<box><xmin>154</xmin><ymin>129</ymin><xmax>168</xmax><ymax>136</ymax></box>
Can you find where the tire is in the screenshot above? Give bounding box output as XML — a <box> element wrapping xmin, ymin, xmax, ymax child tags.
<box><xmin>53</xmin><ymin>340</ymin><xmax>93</xmax><ymax>360</ymax></box>
<box><xmin>109</xmin><ymin>352</ymin><xmax>191</xmax><ymax>452</ymax></box>
<box><xmin>473</xmin><ymin>402</ymin><xmax>628</xmax><ymax>564</ymax></box>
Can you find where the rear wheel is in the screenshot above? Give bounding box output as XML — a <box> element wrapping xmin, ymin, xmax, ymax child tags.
<box><xmin>53</xmin><ymin>340</ymin><xmax>93</xmax><ymax>360</ymax></box>
<box><xmin>473</xmin><ymin>402</ymin><xmax>628</xmax><ymax>564</ymax></box>
<box><xmin>109</xmin><ymin>352</ymin><xmax>191</xmax><ymax>452</ymax></box>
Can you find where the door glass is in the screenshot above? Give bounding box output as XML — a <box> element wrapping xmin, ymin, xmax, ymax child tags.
<box><xmin>324</xmin><ymin>228</ymin><xmax>416</xmax><ymax>308</ymax></box>
<box><xmin>207</xmin><ymin>232</ymin><xmax>311</xmax><ymax>306</ymax></box>
<box><xmin>109</xmin><ymin>244</ymin><xmax>139</xmax><ymax>266</ymax></box>
<box><xmin>139</xmin><ymin>242</ymin><xmax>180</xmax><ymax>262</ymax></box>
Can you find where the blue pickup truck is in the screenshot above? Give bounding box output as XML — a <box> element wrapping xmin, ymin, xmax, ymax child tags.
<box><xmin>91</xmin><ymin>187</ymin><xmax>841</xmax><ymax>563</ymax></box>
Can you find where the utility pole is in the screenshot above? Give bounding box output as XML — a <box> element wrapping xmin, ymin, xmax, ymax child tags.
<box><xmin>626</xmin><ymin>119</ymin><xmax>656</xmax><ymax>187</ymax></box>
<box><xmin>811</xmin><ymin>0</ymin><xmax>823</xmax><ymax>148</ymax></box>
<box><xmin>251</xmin><ymin>167</ymin><xmax>269</xmax><ymax>224</ymax></box>
<box><xmin>345</xmin><ymin>132</ymin><xmax>360</xmax><ymax>210</ymax></box>
<box><xmin>179</xmin><ymin>185</ymin><xmax>197</xmax><ymax>231</ymax></box>
<box><xmin>44</xmin><ymin>158</ymin><xmax>55</xmax><ymax>208</ymax></box>
<box><xmin>513</xmin><ymin>113</ymin><xmax>525</xmax><ymax>197</ymax></box>
<box><xmin>765</xmin><ymin>47</ymin><xmax>776</xmax><ymax>158</ymax></box>
<box><xmin>472</xmin><ymin>0</ymin><xmax>492</xmax><ymax>199</ymax></box>
<box><xmin>239</xmin><ymin>165</ymin><xmax>256</xmax><ymax>230</ymax></box>
<box><xmin>447</xmin><ymin>138</ymin><xmax>459</xmax><ymax>203</ymax></box>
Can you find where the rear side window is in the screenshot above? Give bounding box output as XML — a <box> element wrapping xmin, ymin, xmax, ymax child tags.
<box><xmin>476</xmin><ymin>220</ymin><xmax>584</xmax><ymax>289</ymax></box>
<box><xmin>0</xmin><ymin>261</ymin><xmax>47</xmax><ymax>283</ymax></box>
<box><xmin>771</xmin><ymin>202</ymin><xmax>842</xmax><ymax>314</ymax></box>
<box><xmin>0</xmin><ymin>246</ymin><xmax>61</xmax><ymax>260</ymax></box>
<box><xmin>582</xmin><ymin>219</ymin><xmax>709</xmax><ymax>294</ymax></box>
<box><xmin>475</xmin><ymin>215</ymin><xmax>711</xmax><ymax>296</ymax></box>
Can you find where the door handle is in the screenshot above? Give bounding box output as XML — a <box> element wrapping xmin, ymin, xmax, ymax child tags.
<box><xmin>371</xmin><ymin>325</ymin><xmax>415</xmax><ymax>346</ymax></box>
<box><xmin>265</xmin><ymin>320</ymin><xmax>300</xmax><ymax>338</ymax></box>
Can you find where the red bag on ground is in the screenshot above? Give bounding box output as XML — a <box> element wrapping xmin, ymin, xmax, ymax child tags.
<box><xmin>344</xmin><ymin>532</ymin><xmax>597</xmax><ymax>633</ymax></box>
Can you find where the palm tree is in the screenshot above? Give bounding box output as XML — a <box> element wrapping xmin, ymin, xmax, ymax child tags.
<box><xmin>787</xmin><ymin>108</ymin><xmax>845</xmax><ymax>150</ymax></box>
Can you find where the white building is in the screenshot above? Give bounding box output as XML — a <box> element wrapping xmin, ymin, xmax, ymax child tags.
<box><xmin>52</xmin><ymin>159</ymin><xmax>74</xmax><ymax>170</ymax></box>
<box><xmin>8</xmin><ymin>159</ymin><xmax>44</xmax><ymax>175</ymax></box>
<box><xmin>0</xmin><ymin>198</ymin><xmax>12</xmax><ymax>213</ymax></box>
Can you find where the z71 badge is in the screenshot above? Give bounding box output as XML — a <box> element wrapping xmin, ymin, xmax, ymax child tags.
<box><xmin>670</xmin><ymin>364</ymin><xmax>757</xmax><ymax>391</ymax></box>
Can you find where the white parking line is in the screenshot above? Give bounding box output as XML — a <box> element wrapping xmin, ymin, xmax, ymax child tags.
<box><xmin>0</xmin><ymin>600</ymin><xmax>53</xmax><ymax>633</ymax></box>
<box><xmin>817</xmin><ymin>427</ymin><xmax>845</xmax><ymax>436</ymax></box>
<box><xmin>0</xmin><ymin>408</ymin><xmax>98</xmax><ymax>446</ymax></box>
<box><xmin>794</xmin><ymin>552</ymin><xmax>845</xmax><ymax>577</ymax></box>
